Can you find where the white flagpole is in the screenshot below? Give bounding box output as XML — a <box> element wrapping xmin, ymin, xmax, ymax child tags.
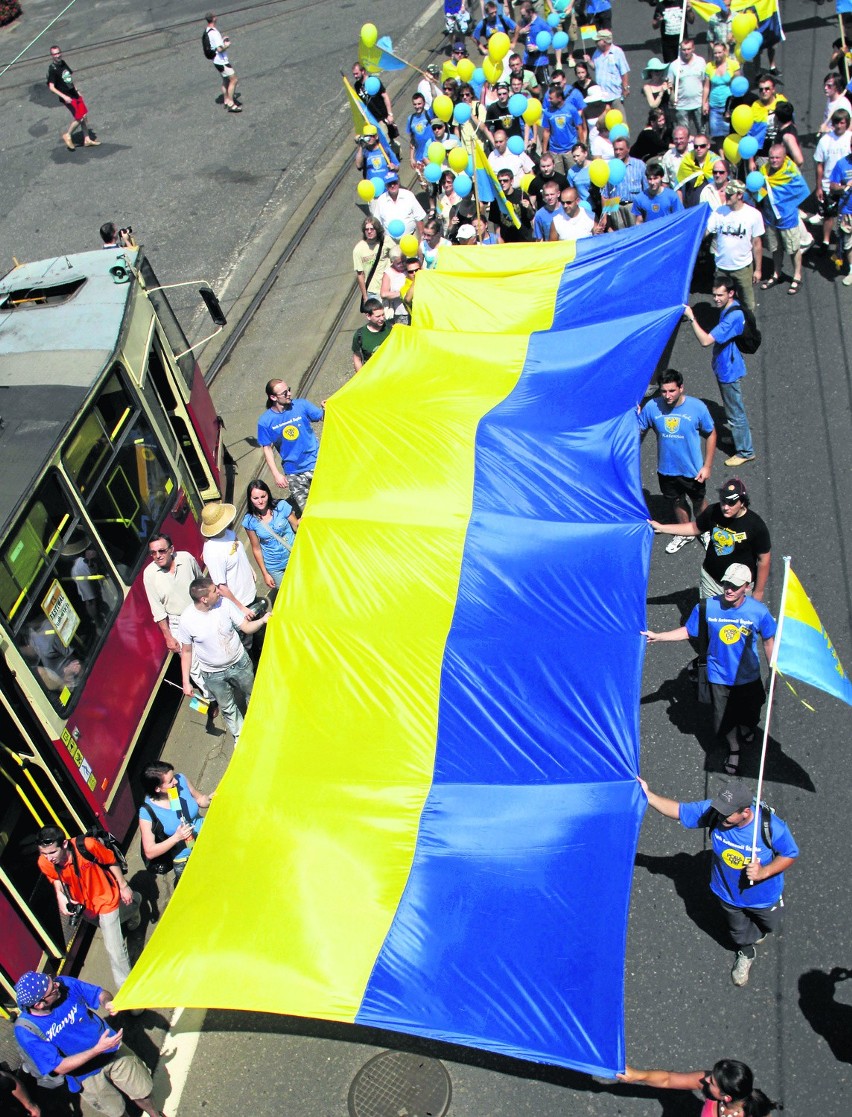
<box><xmin>750</xmin><ymin>555</ymin><xmax>791</xmax><ymax>864</ymax></box>
<box><xmin>673</xmin><ymin>0</ymin><xmax>690</xmax><ymax>105</ymax></box>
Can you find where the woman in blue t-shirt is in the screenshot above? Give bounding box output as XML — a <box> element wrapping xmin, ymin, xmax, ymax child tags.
<box><xmin>139</xmin><ymin>761</ymin><xmax>212</xmax><ymax>881</ymax></box>
<box><xmin>242</xmin><ymin>479</ymin><xmax>298</xmax><ymax>589</ymax></box>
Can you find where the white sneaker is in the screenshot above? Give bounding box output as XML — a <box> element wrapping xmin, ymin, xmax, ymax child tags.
<box><xmin>843</xmin><ymin>273</ymin><xmax>852</xmax><ymax>286</ymax></box>
<box><xmin>665</xmin><ymin>535</ymin><xmax>693</xmax><ymax>554</ymax></box>
<box><xmin>731</xmin><ymin>950</ymin><xmax>755</xmax><ymax>986</ymax></box>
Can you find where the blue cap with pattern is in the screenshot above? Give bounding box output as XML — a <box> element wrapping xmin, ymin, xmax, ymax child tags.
<box><xmin>15</xmin><ymin>971</ymin><xmax>51</xmax><ymax>1008</ymax></box>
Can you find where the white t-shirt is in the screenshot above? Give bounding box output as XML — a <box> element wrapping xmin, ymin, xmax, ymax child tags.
<box><xmin>589</xmin><ymin>126</ymin><xmax>614</xmax><ymax>161</ymax></box>
<box><xmin>668</xmin><ymin>55</ymin><xmax>706</xmax><ymax>110</ymax></box>
<box><xmin>813</xmin><ymin>129</ymin><xmax>852</xmax><ymax>187</ymax></box>
<box><xmin>370</xmin><ymin>189</ymin><xmax>427</xmax><ymax>236</ymax></box>
<box><xmin>706</xmin><ymin>203</ymin><xmax>765</xmax><ymax>271</ymax></box>
<box><xmin>206</xmin><ymin>25</ymin><xmax>229</xmax><ymax>65</ymax></box>
<box><xmin>551</xmin><ymin>208</ymin><xmax>595</xmax><ymax>240</ymax></box>
<box><xmin>177</xmin><ymin>598</ymin><xmax>245</xmax><ymax>671</ymax></box>
<box><xmin>202</xmin><ymin>530</ymin><xmax>256</xmax><ymax>606</ymax></box>
<box><xmin>699</xmin><ymin>182</ymin><xmax>725</xmax><ymax>211</ymax></box>
<box><xmin>487</xmin><ymin>147</ymin><xmax>534</xmax><ymax>187</ymax></box>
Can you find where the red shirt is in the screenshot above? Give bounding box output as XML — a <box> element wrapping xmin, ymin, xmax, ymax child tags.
<box><xmin>39</xmin><ymin>838</ymin><xmax>120</xmax><ymax>915</ymax></box>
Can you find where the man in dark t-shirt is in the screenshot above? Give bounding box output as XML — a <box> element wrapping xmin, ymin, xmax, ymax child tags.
<box><xmin>352</xmin><ymin>61</ymin><xmax>399</xmax><ymax>146</ymax></box>
<box><xmin>490</xmin><ymin>170</ymin><xmax>533</xmax><ymax>242</ymax></box>
<box><xmin>527</xmin><ymin>152</ymin><xmax>568</xmax><ymax>209</ymax></box>
<box><xmin>47</xmin><ymin>44</ymin><xmax>100</xmax><ymax>151</ymax></box>
<box><xmin>651</xmin><ymin>477</ymin><xmax>771</xmax><ymax>600</ymax></box>
<box><xmin>352</xmin><ymin>299</ymin><xmax>393</xmax><ymax>371</ymax></box>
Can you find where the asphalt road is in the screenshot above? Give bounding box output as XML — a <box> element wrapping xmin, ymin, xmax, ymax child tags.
<box><xmin>2</xmin><ymin>0</ymin><xmax>851</xmax><ymax>1114</ymax></box>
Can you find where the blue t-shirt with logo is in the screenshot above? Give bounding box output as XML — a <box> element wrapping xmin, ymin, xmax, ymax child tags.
<box><xmin>638</xmin><ymin>394</ymin><xmax>714</xmax><ymax>476</ymax></box>
<box><xmin>568</xmin><ymin>162</ymin><xmax>592</xmax><ymax>200</ymax></box>
<box><xmin>632</xmin><ymin>187</ymin><xmax>683</xmax><ymax>222</ymax></box>
<box><xmin>407</xmin><ymin>111</ymin><xmax>435</xmax><ymax>162</ymax></box>
<box><xmin>542</xmin><ymin>103</ymin><xmax>583</xmax><ymax>152</ymax></box>
<box><xmin>679</xmin><ymin>798</ymin><xmax>798</xmax><ymax>908</ymax></box>
<box><xmin>257</xmin><ymin>399</ymin><xmax>323</xmax><ymax>474</ymax></box>
<box><xmin>14</xmin><ymin>977</ymin><xmax>117</xmax><ymax>1090</ymax></box>
<box><xmin>710</xmin><ymin>302</ymin><xmax>747</xmax><ymax>383</ymax></box>
<box><xmin>685</xmin><ymin>594</ymin><xmax>776</xmax><ymax>685</ymax></box>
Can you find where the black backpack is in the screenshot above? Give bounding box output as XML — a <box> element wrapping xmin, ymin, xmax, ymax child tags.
<box><xmin>202</xmin><ymin>30</ymin><xmax>217</xmax><ymax>59</ymax></box>
<box><xmin>734</xmin><ymin>303</ymin><xmax>762</xmax><ymax>355</ymax></box>
<box><xmin>73</xmin><ymin>828</ymin><xmax>128</xmax><ymax>875</ymax></box>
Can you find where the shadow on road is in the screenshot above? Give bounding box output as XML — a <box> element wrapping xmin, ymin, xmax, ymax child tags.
<box><xmin>798</xmin><ymin>967</ymin><xmax>852</xmax><ymax>1064</ymax></box>
<box><xmin>635</xmin><ymin>850</ymin><xmax>731</xmax><ymax>951</ymax></box>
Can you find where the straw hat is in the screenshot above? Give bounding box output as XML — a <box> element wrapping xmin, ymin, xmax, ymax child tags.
<box><xmin>200</xmin><ymin>501</ymin><xmax>237</xmax><ymax>537</ymax></box>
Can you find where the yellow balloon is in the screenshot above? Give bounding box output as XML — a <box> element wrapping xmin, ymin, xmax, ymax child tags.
<box><xmin>456</xmin><ymin>57</ymin><xmax>475</xmax><ymax>82</ymax></box>
<box><xmin>589</xmin><ymin>158</ymin><xmax>610</xmax><ymax>187</ymax></box>
<box><xmin>483</xmin><ymin>57</ymin><xmax>503</xmax><ymax>85</ymax></box>
<box><xmin>427</xmin><ymin>141</ymin><xmax>446</xmax><ymax>164</ymax></box>
<box><xmin>605</xmin><ymin>109</ymin><xmax>624</xmax><ymax>131</ymax></box>
<box><xmin>441</xmin><ymin>61</ymin><xmax>459</xmax><ymax>82</ymax></box>
<box><xmin>731</xmin><ymin>11</ymin><xmax>757</xmax><ymax>42</ymax></box>
<box><xmin>433</xmin><ymin>94</ymin><xmax>454</xmax><ymax>122</ymax></box>
<box><xmin>520</xmin><ymin>172</ymin><xmax>535</xmax><ymax>194</ymax></box>
<box><xmin>356</xmin><ymin>179</ymin><xmax>376</xmax><ymax>202</ymax></box>
<box><xmin>448</xmin><ymin>146</ymin><xmax>469</xmax><ymax>173</ymax></box>
<box><xmin>488</xmin><ymin>31</ymin><xmax>511</xmax><ymax>61</ymax></box>
<box><xmin>399</xmin><ymin>234</ymin><xmax>419</xmax><ymax>258</ymax></box>
<box><xmin>523</xmin><ymin>97</ymin><xmax>543</xmax><ymax>125</ymax></box>
<box><xmin>731</xmin><ymin>104</ymin><xmax>754</xmax><ymax>136</ymax></box>
<box><xmin>723</xmin><ymin>134</ymin><xmax>742</xmax><ymax>164</ymax></box>
<box><xmin>360</xmin><ymin>22</ymin><xmax>378</xmax><ymax>48</ymax></box>
<box><xmin>734</xmin><ymin>45</ymin><xmax>744</xmax><ymax>64</ymax></box>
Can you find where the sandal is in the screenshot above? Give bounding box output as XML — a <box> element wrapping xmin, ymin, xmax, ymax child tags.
<box><xmin>723</xmin><ymin>747</ymin><xmax>741</xmax><ymax>776</ymax></box>
<box><xmin>788</xmin><ymin>279</ymin><xmax>801</xmax><ymax>295</ymax></box>
<box><xmin>760</xmin><ymin>275</ymin><xmax>780</xmax><ymax>290</ymax></box>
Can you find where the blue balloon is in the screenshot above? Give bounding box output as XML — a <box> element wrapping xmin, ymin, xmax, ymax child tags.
<box><xmin>472</xmin><ymin>67</ymin><xmax>485</xmax><ymax>86</ymax></box>
<box><xmin>369</xmin><ymin>176</ymin><xmax>385</xmax><ymax>197</ymax></box>
<box><xmin>552</xmin><ymin>31</ymin><xmax>569</xmax><ymax>50</ymax></box>
<box><xmin>547</xmin><ymin>12</ymin><xmax>561</xmax><ymax>26</ymax></box>
<box><xmin>746</xmin><ymin>170</ymin><xmax>765</xmax><ymax>194</ymax></box>
<box><xmin>730</xmin><ymin>75</ymin><xmax>749</xmax><ymax>98</ymax></box>
<box><xmin>454</xmin><ymin>172</ymin><xmax>473</xmax><ymax>197</ymax></box>
<box><xmin>607</xmin><ymin>158</ymin><xmax>626</xmax><ymax>186</ymax></box>
<box><xmin>507</xmin><ymin>134</ymin><xmax>526</xmax><ymax>155</ymax></box>
<box><xmin>535</xmin><ymin>31</ymin><xmax>553</xmax><ymax>51</ymax></box>
<box><xmin>453</xmin><ymin>102</ymin><xmax>472</xmax><ymax>124</ymax></box>
<box><xmin>740</xmin><ymin>30</ymin><xmax>762</xmax><ymax>61</ymax></box>
<box><xmin>364</xmin><ymin>75</ymin><xmax>381</xmax><ymax>96</ymax></box>
<box><xmin>609</xmin><ymin>123</ymin><xmax>629</xmax><ymax>142</ymax></box>
<box><xmin>424</xmin><ymin>162</ymin><xmax>443</xmax><ymax>183</ymax></box>
<box><xmin>508</xmin><ymin>93</ymin><xmax>528</xmax><ymax>117</ymax></box>
<box><xmin>738</xmin><ymin>134</ymin><xmax>758</xmax><ymax>159</ymax></box>
<box><xmin>387</xmin><ymin>219</ymin><xmax>405</xmax><ymax>239</ymax></box>
<box><xmin>579</xmin><ymin>198</ymin><xmax>593</xmax><ymax>215</ymax></box>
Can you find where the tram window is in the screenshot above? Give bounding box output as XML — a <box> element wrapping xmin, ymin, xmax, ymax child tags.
<box><xmin>0</xmin><ymin>473</ymin><xmax>121</xmax><ymax>713</ymax></box>
<box><xmin>137</xmin><ymin>257</ymin><xmax>195</xmax><ymax>391</ymax></box>
<box><xmin>65</xmin><ymin>367</ymin><xmax>175</xmax><ymax>573</ymax></box>
<box><xmin>146</xmin><ymin>341</ymin><xmax>212</xmax><ymax>494</ymax></box>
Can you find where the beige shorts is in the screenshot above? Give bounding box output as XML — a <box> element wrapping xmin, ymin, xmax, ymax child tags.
<box><xmin>80</xmin><ymin>1050</ymin><xmax>153</xmax><ymax>1117</ymax></box>
<box><xmin>764</xmin><ymin>223</ymin><xmax>800</xmax><ymax>255</ymax></box>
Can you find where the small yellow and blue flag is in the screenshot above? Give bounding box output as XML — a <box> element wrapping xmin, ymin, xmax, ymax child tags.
<box><xmin>359</xmin><ymin>35</ymin><xmax>408</xmax><ymax>74</ymax></box>
<box><xmin>773</xmin><ymin>563</ymin><xmax>852</xmax><ymax>708</ymax></box>
<box><xmin>689</xmin><ymin>0</ymin><xmax>728</xmax><ymax>22</ymax></box>
<box><xmin>472</xmin><ymin>138</ymin><xmax>522</xmax><ymax>228</ymax></box>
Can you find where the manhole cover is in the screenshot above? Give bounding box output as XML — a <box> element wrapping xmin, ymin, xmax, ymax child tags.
<box><xmin>348</xmin><ymin>1049</ymin><xmax>452</xmax><ymax>1117</ymax></box>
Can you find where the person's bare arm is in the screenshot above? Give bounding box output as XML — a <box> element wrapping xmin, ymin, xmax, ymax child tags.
<box><xmin>617</xmin><ymin>1066</ymin><xmax>706</xmax><ymax>1090</ymax></box>
<box><xmin>262</xmin><ymin>444</ymin><xmax>287</xmax><ymax>489</ymax></box>
<box><xmin>697</xmin><ymin>427</ymin><xmax>717</xmax><ymax>481</ymax></box>
<box><xmin>637</xmin><ymin>777</ymin><xmax>682</xmax><ymax>820</ymax></box>
<box><xmin>753</xmin><ymin>550</ymin><xmax>771</xmax><ymax>601</ymax></box>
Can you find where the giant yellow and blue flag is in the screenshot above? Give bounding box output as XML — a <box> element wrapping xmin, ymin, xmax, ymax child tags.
<box><xmin>773</xmin><ymin>563</ymin><xmax>852</xmax><ymax>708</ymax></box>
<box><xmin>115</xmin><ymin>208</ymin><xmax>708</xmax><ymax>1074</ymax></box>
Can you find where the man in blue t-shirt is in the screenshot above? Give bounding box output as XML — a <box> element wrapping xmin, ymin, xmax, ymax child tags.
<box><xmin>541</xmin><ymin>85</ymin><xmax>586</xmax><ymax>175</ymax></box>
<box><xmin>683</xmin><ymin>275</ymin><xmax>755</xmax><ymax>468</ymax></box>
<box><xmin>829</xmin><ymin>149</ymin><xmax>852</xmax><ymax>285</ymax></box>
<box><xmin>639</xmin><ymin>780</ymin><xmax>798</xmax><ymax>986</ymax></box>
<box><xmin>472</xmin><ymin>1</ymin><xmax>516</xmax><ymax>55</ymax></box>
<box><xmin>258</xmin><ymin>379</ymin><xmax>325</xmax><ymax>513</ymax></box>
<box><xmin>14</xmin><ymin>972</ymin><xmax>163</xmax><ymax>1113</ymax></box>
<box><xmin>643</xmin><ymin>562</ymin><xmax>776</xmax><ymax>773</ymax></box>
<box><xmin>632</xmin><ymin>161</ymin><xmax>684</xmax><ymax>223</ymax></box>
<box><xmin>639</xmin><ymin>368</ymin><xmax>716</xmax><ymax>555</ymax></box>
<box><xmin>532</xmin><ymin>180</ymin><xmax>565</xmax><ymax>240</ymax></box>
<box><xmin>407</xmin><ymin>92</ymin><xmax>434</xmax><ymax>182</ymax></box>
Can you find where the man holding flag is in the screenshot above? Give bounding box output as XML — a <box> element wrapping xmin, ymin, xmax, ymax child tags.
<box><xmin>638</xmin><ymin>778</ymin><xmax>799</xmax><ymax>987</ymax></box>
<box><xmin>757</xmin><ymin>144</ymin><xmax>810</xmax><ymax>293</ymax></box>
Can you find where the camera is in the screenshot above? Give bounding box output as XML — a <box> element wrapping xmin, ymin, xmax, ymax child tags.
<box><xmin>65</xmin><ymin>900</ymin><xmax>84</xmax><ymax>926</ymax></box>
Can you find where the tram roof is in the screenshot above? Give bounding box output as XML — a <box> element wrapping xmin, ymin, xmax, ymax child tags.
<box><xmin>0</xmin><ymin>248</ymin><xmax>139</xmax><ymax>535</ymax></box>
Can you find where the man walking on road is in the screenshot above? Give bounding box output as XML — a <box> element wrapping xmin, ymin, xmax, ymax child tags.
<box><xmin>643</xmin><ymin>562</ymin><xmax>776</xmax><ymax>774</ymax></box>
<box><xmin>14</xmin><ymin>972</ymin><xmax>164</xmax><ymax>1115</ymax></box>
<box><xmin>47</xmin><ymin>45</ymin><xmax>101</xmax><ymax>151</ymax></box>
<box><xmin>204</xmin><ymin>13</ymin><xmax>241</xmax><ymax>112</ymax></box>
<box><xmin>35</xmin><ymin>828</ymin><xmax>141</xmax><ymax>989</ymax></box>
<box><xmin>639</xmin><ymin>368</ymin><xmax>716</xmax><ymax>555</ymax></box>
<box><xmin>639</xmin><ymin>780</ymin><xmax>798</xmax><ymax>986</ymax></box>
<box><xmin>683</xmin><ymin>276</ymin><xmax>755</xmax><ymax>467</ymax></box>
<box><xmin>177</xmin><ymin>576</ymin><xmax>269</xmax><ymax>746</ymax></box>
<box><xmin>705</xmin><ymin>180</ymin><xmax>764</xmax><ymax>314</ymax></box>
<box><xmin>258</xmin><ymin>380</ymin><xmax>325</xmax><ymax>513</ymax></box>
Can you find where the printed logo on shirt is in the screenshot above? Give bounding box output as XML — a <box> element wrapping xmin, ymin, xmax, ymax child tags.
<box><xmin>711</xmin><ymin>526</ymin><xmax>746</xmax><ymax>555</ymax></box>
<box><xmin>664</xmin><ymin>416</ymin><xmax>681</xmax><ymax>433</ymax></box>
<box><xmin>281</xmin><ymin>424</ymin><xmax>300</xmax><ymax>441</ymax></box>
<box><xmin>718</xmin><ymin>623</ymin><xmax>745</xmax><ymax>645</ymax></box>
<box><xmin>721</xmin><ymin>846</ymin><xmax>750</xmax><ymax>869</ymax></box>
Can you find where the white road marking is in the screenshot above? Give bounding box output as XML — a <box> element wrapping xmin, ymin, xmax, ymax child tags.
<box><xmin>153</xmin><ymin>1006</ymin><xmax>207</xmax><ymax>1115</ymax></box>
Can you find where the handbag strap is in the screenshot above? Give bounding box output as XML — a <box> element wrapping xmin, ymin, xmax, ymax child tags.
<box><xmin>362</xmin><ymin>233</ymin><xmax>385</xmax><ymax>297</ymax></box>
<box><xmin>256</xmin><ymin>510</ymin><xmax>293</xmax><ymax>553</ymax></box>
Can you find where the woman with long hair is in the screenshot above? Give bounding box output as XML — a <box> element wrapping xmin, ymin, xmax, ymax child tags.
<box><xmin>242</xmin><ymin>479</ymin><xmax>298</xmax><ymax>590</ymax></box>
<box><xmin>703</xmin><ymin>41</ymin><xmax>740</xmax><ymax>143</ymax></box>
<box><xmin>618</xmin><ymin>1059</ymin><xmax>782</xmax><ymax>1117</ymax></box>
